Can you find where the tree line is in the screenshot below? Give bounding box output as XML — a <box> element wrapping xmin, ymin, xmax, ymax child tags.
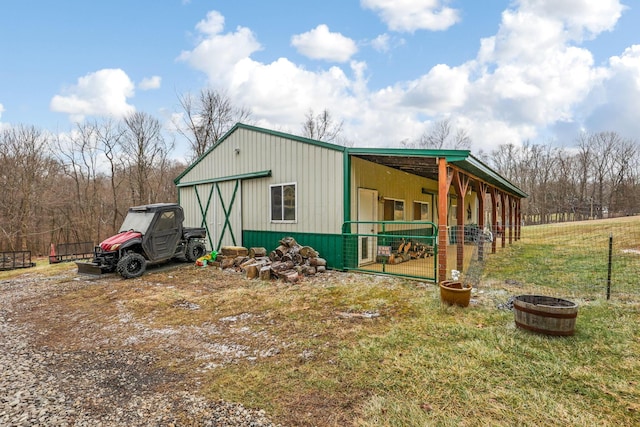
<box><xmin>1</xmin><ymin>90</ymin><xmax>638</xmax><ymax>255</ymax></box>
<box><xmin>491</xmin><ymin>132</ymin><xmax>639</xmax><ymax>224</ymax></box>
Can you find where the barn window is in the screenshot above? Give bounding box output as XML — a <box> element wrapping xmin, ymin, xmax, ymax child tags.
<box><xmin>270</xmin><ymin>183</ymin><xmax>297</xmax><ymax>222</ymax></box>
<box><xmin>383</xmin><ymin>199</ymin><xmax>404</xmax><ymax>221</ymax></box>
<box><xmin>413</xmin><ymin>202</ymin><xmax>430</xmax><ymax>221</ymax></box>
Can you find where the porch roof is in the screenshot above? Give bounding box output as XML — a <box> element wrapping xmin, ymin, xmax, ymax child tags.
<box><xmin>348</xmin><ymin>147</ymin><xmax>528</xmax><ymax>199</ymax></box>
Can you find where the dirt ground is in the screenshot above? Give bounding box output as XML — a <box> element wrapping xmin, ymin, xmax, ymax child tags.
<box><xmin>3</xmin><ymin>260</ymin><xmax>396</xmax><ymax>426</ymax></box>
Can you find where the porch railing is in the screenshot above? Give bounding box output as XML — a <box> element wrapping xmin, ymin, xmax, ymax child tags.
<box><xmin>342</xmin><ymin>221</ymin><xmax>438</xmax><ymax>281</ymax></box>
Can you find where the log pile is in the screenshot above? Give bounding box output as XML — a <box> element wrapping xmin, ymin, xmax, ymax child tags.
<box><xmin>212</xmin><ymin>237</ymin><xmax>327</xmax><ymax>283</ymax></box>
<box><xmin>378</xmin><ymin>240</ymin><xmax>433</xmax><ymax>265</ymax></box>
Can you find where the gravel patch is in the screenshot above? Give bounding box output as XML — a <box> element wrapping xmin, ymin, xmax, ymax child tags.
<box><xmin>0</xmin><ymin>273</ymin><xmax>280</xmax><ymax>426</ymax></box>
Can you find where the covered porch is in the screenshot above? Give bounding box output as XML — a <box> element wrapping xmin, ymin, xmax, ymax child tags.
<box><xmin>344</xmin><ymin>148</ymin><xmax>527</xmax><ymax>283</ymax></box>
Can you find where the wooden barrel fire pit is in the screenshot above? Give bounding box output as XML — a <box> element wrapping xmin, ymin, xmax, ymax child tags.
<box><xmin>513</xmin><ymin>295</ymin><xmax>578</xmax><ymax>336</ymax></box>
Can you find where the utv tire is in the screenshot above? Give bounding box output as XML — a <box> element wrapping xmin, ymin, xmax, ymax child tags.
<box><xmin>185</xmin><ymin>240</ymin><xmax>207</xmax><ymax>262</ymax></box>
<box><xmin>117</xmin><ymin>252</ymin><xmax>147</xmax><ymax>279</ymax></box>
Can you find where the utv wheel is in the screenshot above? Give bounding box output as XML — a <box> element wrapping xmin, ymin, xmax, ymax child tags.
<box><xmin>185</xmin><ymin>240</ymin><xmax>207</xmax><ymax>262</ymax></box>
<box><xmin>117</xmin><ymin>252</ymin><xmax>147</xmax><ymax>279</ymax></box>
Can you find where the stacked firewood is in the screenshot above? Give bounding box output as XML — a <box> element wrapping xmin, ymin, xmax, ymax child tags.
<box><xmin>213</xmin><ymin>237</ymin><xmax>327</xmax><ymax>282</ymax></box>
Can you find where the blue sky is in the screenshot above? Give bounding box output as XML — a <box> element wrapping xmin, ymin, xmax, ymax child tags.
<box><xmin>1</xmin><ymin>0</ymin><xmax>639</xmax><ymax>159</ymax></box>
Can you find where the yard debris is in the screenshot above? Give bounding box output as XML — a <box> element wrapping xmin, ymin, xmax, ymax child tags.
<box><xmin>497</xmin><ymin>296</ymin><xmax>515</xmax><ymax>311</ymax></box>
<box><xmin>336</xmin><ymin>311</ymin><xmax>381</xmax><ymax>319</ymax></box>
<box><xmin>205</xmin><ymin>237</ymin><xmax>327</xmax><ymax>282</ymax></box>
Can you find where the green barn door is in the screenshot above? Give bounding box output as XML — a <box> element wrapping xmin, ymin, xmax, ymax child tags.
<box><xmin>213</xmin><ymin>179</ymin><xmax>242</xmax><ymax>249</ymax></box>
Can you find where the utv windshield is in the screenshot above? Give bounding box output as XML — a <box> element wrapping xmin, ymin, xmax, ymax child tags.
<box><xmin>119</xmin><ymin>211</ymin><xmax>155</xmax><ymax>233</ymax></box>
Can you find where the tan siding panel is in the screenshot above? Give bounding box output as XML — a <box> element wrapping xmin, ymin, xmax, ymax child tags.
<box><xmin>180</xmin><ymin>128</ymin><xmax>344</xmax><ymax>236</ymax></box>
<box><xmin>350</xmin><ymin>157</ymin><xmax>439</xmax><ymax>230</ymax></box>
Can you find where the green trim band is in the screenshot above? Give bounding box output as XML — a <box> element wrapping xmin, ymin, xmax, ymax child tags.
<box><xmin>177</xmin><ymin>170</ymin><xmax>271</xmax><ymax>187</ymax></box>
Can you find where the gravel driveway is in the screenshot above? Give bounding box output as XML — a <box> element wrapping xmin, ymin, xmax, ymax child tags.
<box><xmin>0</xmin><ymin>268</ymin><xmax>280</xmax><ymax>427</ymax></box>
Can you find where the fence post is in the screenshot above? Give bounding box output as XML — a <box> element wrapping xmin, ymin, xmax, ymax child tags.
<box><xmin>606</xmin><ymin>233</ymin><xmax>613</xmax><ymax>300</ymax></box>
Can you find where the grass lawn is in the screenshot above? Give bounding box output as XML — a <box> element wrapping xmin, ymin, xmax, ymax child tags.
<box><xmin>3</xmin><ymin>216</ymin><xmax>639</xmax><ymax>426</ymax></box>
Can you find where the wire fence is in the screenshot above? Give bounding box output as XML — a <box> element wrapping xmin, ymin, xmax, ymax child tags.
<box><xmin>342</xmin><ymin>221</ymin><xmax>438</xmax><ymax>282</ymax></box>
<box><xmin>465</xmin><ymin>218</ymin><xmax>640</xmax><ymax>304</ymax></box>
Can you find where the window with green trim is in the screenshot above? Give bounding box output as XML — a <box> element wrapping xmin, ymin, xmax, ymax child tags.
<box><xmin>270</xmin><ymin>183</ymin><xmax>297</xmax><ymax>222</ymax></box>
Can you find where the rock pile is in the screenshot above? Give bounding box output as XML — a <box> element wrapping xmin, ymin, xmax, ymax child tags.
<box><xmin>212</xmin><ymin>237</ymin><xmax>327</xmax><ymax>283</ymax></box>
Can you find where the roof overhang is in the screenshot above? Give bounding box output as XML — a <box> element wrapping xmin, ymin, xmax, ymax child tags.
<box><xmin>348</xmin><ymin>148</ymin><xmax>527</xmax><ymax>198</ymax></box>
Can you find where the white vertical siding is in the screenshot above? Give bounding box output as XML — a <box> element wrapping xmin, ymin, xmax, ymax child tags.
<box><xmin>178</xmin><ymin>127</ymin><xmax>345</xmax><ymax>236</ymax></box>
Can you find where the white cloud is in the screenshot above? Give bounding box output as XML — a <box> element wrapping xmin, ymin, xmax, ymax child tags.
<box><xmin>138</xmin><ymin>76</ymin><xmax>162</xmax><ymax>90</ymax></box>
<box><xmin>361</xmin><ymin>0</ymin><xmax>461</xmax><ymax>32</ymax></box>
<box><xmin>0</xmin><ymin>103</ymin><xmax>8</xmax><ymax>131</ymax></box>
<box><xmin>195</xmin><ymin>10</ymin><xmax>225</xmax><ymax>36</ymax></box>
<box><xmin>178</xmin><ymin>3</ymin><xmax>636</xmax><ymax>154</ymax></box>
<box><xmin>177</xmin><ymin>11</ymin><xmax>262</xmax><ymax>86</ymax></box>
<box><xmin>50</xmin><ymin>68</ymin><xmax>135</xmax><ymax>122</ymax></box>
<box><xmin>291</xmin><ymin>25</ymin><xmax>358</xmax><ymax>62</ymax></box>
<box><xmin>371</xmin><ymin>34</ymin><xmax>390</xmax><ymax>52</ymax></box>
<box><xmin>578</xmin><ymin>45</ymin><xmax>640</xmax><ymax>136</ymax></box>
<box><xmin>518</xmin><ymin>0</ymin><xmax>625</xmax><ymax>41</ymax></box>
<box><xmin>401</xmin><ymin>63</ymin><xmax>470</xmax><ymax>113</ymax></box>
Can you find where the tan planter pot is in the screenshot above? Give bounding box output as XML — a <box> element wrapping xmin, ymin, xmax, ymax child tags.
<box><xmin>439</xmin><ymin>281</ymin><xmax>472</xmax><ymax>307</ymax></box>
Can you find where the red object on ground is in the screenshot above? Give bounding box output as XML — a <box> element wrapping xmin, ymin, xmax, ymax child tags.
<box><xmin>49</xmin><ymin>243</ymin><xmax>58</xmax><ymax>264</ymax></box>
<box><xmin>100</xmin><ymin>231</ymin><xmax>142</xmax><ymax>251</ymax></box>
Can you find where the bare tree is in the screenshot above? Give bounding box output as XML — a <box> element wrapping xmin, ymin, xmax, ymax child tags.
<box><xmin>53</xmin><ymin>122</ymin><xmax>103</xmax><ymax>243</ymax></box>
<box><xmin>589</xmin><ymin>131</ymin><xmax>618</xmax><ymax>218</ymax></box>
<box><xmin>300</xmin><ymin>109</ymin><xmax>344</xmax><ymax>143</ymax></box>
<box><xmin>120</xmin><ymin>112</ymin><xmax>174</xmax><ymax>205</ymax></box>
<box><xmin>608</xmin><ymin>135</ymin><xmax>637</xmax><ymax>215</ymax></box>
<box><xmin>0</xmin><ymin>125</ymin><xmax>58</xmax><ymax>250</ymax></box>
<box><xmin>94</xmin><ymin>118</ymin><xmax>126</xmax><ymax>231</ymax></box>
<box><xmin>176</xmin><ymin>88</ymin><xmax>252</xmax><ymax>159</ymax></box>
<box><xmin>410</xmin><ymin>118</ymin><xmax>472</xmax><ymax>149</ymax></box>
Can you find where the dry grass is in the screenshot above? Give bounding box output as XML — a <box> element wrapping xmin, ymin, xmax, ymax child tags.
<box><xmin>3</xmin><ymin>218</ymin><xmax>640</xmax><ymax>426</ymax></box>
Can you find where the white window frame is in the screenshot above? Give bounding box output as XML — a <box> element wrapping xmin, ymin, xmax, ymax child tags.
<box><xmin>413</xmin><ymin>200</ymin><xmax>430</xmax><ymax>221</ymax></box>
<box><xmin>270</xmin><ymin>182</ymin><xmax>297</xmax><ymax>223</ymax></box>
<box><xmin>383</xmin><ymin>197</ymin><xmax>405</xmax><ymax>221</ymax></box>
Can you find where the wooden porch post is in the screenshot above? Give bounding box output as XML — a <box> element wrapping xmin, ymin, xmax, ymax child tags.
<box><xmin>490</xmin><ymin>187</ymin><xmax>498</xmax><ymax>254</ymax></box>
<box><xmin>477</xmin><ymin>182</ymin><xmax>488</xmax><ymax>261</ymax></box>
<box><xmin>453</xmin><ymin>170</ymin><xmax>470</xmax><ymax>272</ymax></box>
<box><xmin>516</xmin><ymin>198</ymin><xmax>522</xmax><ymax>241</ymax></box>
<box><xmin>508</xmin><ymin>197</ymin><xmax>514</xmax><ymax>245</ymax></box>
<box><xmin>437</xmin><ymin>158</ymin><xmax>450</xmax><ymax>283</ymax></box>
<box><xmin>500</xmin><ymin>192</ymin><xmax>507</xmax><ymax>248</ymax></box>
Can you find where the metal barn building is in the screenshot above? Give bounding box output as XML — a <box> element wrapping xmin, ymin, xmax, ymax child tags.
<box><xmin>174</xmin><ymin>123</ymin><xmax>527</xmax><ymax>282</ymax></box>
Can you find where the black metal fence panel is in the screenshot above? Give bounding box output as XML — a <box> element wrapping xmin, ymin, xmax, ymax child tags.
<box><xmin>0</xmin><ymin>251</ymin><xmax>36</xmax><ymax>271</ymax></box>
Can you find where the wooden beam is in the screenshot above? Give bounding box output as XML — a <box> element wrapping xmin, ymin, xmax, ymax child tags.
<box><xmin>476</xmin><ymin>182</ymin><xmax>488</xmax><ymax>261</ymax></box>
<box><xmin>490</xmin><ymin>187</ymin><xmax>498</xmax><ymax>254</ymax></box>
<box><xmin>500</xmin><ymin>192</ymin><xmax>507</xmax><ymax>248</ymax></box>
<box><xmin>437</xmin><ymin>158</ymin><xmax>451</xmax><ymax>283</ymax></box>
<box><xmin>453</xmin><ymin>170</ymin><xmax>471</xmax><ymax>272</ymax></box>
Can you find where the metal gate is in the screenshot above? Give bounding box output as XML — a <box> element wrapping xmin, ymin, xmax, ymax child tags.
<box><xmin>342</xmin><ymin>221</ymin><xmax>438</xmax><ymax>281</ymax></box>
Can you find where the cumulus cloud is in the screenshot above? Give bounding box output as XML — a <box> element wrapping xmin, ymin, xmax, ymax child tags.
<box><xmin>579</xmin><ymin>45</ymin><xmax>640</xmax><ymax>136</ymax></box>
<box><xmin>371</xmin><ymin>34</ymin><xmax>390</xmax><ymax>52</ymax></box>
<box><xmin>178</xmin><ymin>2</ymin><xmax>636</xmax><ymax>153</ymax></box>
<box><xmin>178</xmin><ymin>11</ymin><xmax>360</xmax><ymax>129</ymax></box>
<box><xmin>361</xmin><ymin>0</ymin><xmax>461</xmax><ymax>32</ymax></box>
<box><xmin>177</xmin><ymin>11</ymin><xmax>262</xmax><ymax>86</ymax></box>
<box><xmin>519</xmin><ymin>0</ymin><xmax>625</xmax><ymax>41</ymax></box>
<box><xmin>138</xmin><ymin>76</ymin><xmax>161</xmax><ymax>90</ymax></box>
<box><xmin>50</xmin><ymin>68</ymin><xmax>135</xmax><ymax>122</ymax></box>
<box><xmin>291</xmin><ymin>25</ymin><xmax>358</xmax><ymax>62</ymax></box>
<box><xmin>0</xmin><ymin>103</ymin><xmax>7</xmax><ymax>131</ymax></box>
